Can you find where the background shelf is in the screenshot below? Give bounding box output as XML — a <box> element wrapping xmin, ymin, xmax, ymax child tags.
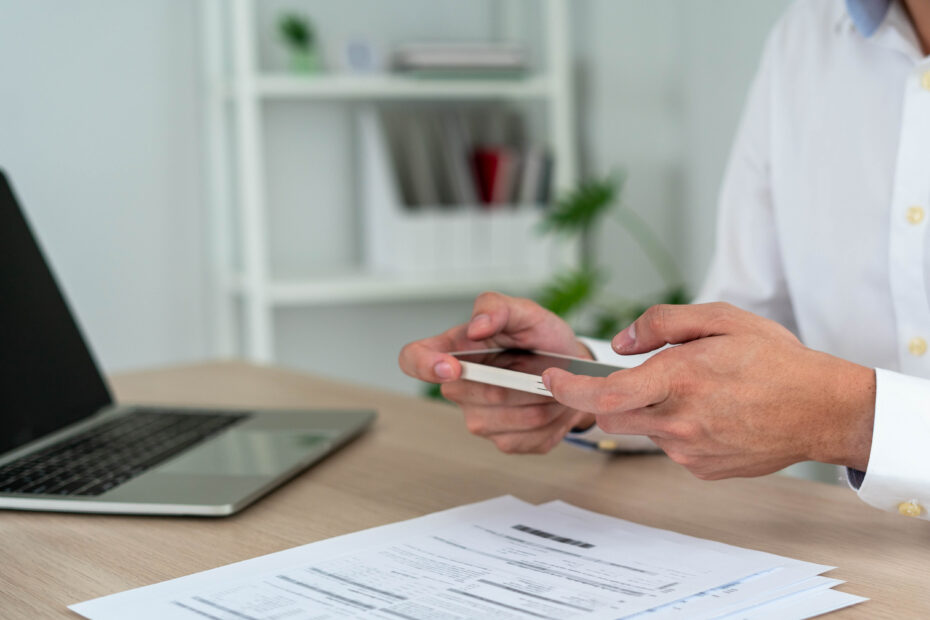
<box><xmin>228</xmin><ymin>272</ymin><xmax>546</xmax><ymax>306</ymax></box>
<box><xmin>207</xmin><ymin>0</ymin><xmax>577</xmax><ymax>362</ymax></box>
<box><xmin>228</xmin><ymin>74</ymin><xmax>555</xmax><ymax>100</ymax></box>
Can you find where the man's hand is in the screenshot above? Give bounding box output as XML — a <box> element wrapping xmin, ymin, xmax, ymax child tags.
<box><xmin>398</xmin><ymin>292</ymin><xmax>594</xmax><ymax>454</ymax></box>
<box><xmin>543</xmin><ymin>303</ymin><xmax>876</xmax><ymax>479</ymax></box>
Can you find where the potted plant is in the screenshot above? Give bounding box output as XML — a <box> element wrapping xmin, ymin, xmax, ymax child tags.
<box><xmin>423</xmin><ymin>172</ymin><xmax>688</xmax><ymax>399</ymax></box>
<box><xmin>278</xmin><ymin>13</ymin><xmax>321</xmax><ymax>74</ymax></box>
<box><xmin>535</xmin><ymin>172</ymin><xmax>688</xmax><ymax>339</ymax></box>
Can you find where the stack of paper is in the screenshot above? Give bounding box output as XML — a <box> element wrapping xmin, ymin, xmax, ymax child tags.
<box><xmin>71</xmin><ymin>496</ymin><xmax>865</xmax><ymax>619</ymax></box>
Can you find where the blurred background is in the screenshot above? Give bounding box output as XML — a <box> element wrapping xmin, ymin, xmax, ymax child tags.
<box><xmin>1</xmin><ymin>1</ymin><xmax>834</xmax><ymax>481</ymax></box>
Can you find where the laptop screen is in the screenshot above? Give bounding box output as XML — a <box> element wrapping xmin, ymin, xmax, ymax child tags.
<box><xmin>0</xmin><ymin>171</ymin><xmax>112</xmax><ymax>455</ymax></box>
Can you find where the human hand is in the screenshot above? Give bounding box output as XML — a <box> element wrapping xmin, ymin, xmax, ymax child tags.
<box><xmin>542</xmin><ymin>303</ymin><xmax>876</xmax><ymax>479</ymax></box>
<box><xmin>398</xmin><ymin>292</ymin><xmax>595</xmax><ymax>453</ymax></box>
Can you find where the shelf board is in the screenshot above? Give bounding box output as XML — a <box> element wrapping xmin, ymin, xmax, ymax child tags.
<box><xmin>228</xmin><ymin>74</ymin><xmax>554</xmax><ymax>101</ymax></box>
<box><xmin>229</xmin><ymin>272</ymin><xmax>545</xmax><ymax>306</ymax></box>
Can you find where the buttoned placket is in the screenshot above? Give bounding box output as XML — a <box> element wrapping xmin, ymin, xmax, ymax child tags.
<box><xmin>888</xmin><ymin>60</ymin><xmax>930</xmax><ymax>376</ymax></box>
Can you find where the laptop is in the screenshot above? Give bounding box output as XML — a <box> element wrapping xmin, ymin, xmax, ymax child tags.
<box><xmin>0</xmin><ymin>171</ymin><xmax>375</xmax><ymax>516</ymax></box>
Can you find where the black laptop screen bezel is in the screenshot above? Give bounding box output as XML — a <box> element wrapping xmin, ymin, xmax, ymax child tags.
<box><xmin>0</xmin><ymin>171</ymin><xmax>113</xmax><ymax>455</ymax></box>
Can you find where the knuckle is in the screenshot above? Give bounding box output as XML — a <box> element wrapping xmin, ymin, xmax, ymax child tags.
<box><xmin>493</xmin><ymin>436</ymin><xmax>520</xmax><ymax>454</ymax></box>
<box><xmin>665</xmin><ymin>419</ymin><xmax>698</xmax><ymax>441</ymax></box>
<box><xmin>594</xmin><ymin>414</ymin><xmax>619</xmax><ymax>434</ymax></box>
<box><xmin>542</xmin><ymin>433</ymin><xmax>564</xmax><ymax>453</ymax></box>
<box><xmin>644</xmin><ymin>304</ymin><xmax>672</xmax><ymax>334</ymax></box>
<box><xmin>667</xmin><ymin>449</ymin><xmax>694</xmax><ymax>468</ymax></box>
<box><xmin>665</xmin><ymin>367</ymin><xmax>688</xmax><ymax>397</ymax></box>
<box><xmin>475</xmin><ymin>290</ymin><xmax>503</xmax><ymax>308</ymax></box>
<box><xmin>463</xmin><ymin>414</ymin><xmax>488</xmax><ymax>436</ymax></box>
<box><xmin>440</xmin><ymin>382</ymin><xmax>463</xmax><ymax>402</ymax></box>
<box><xmin>398</xmin><ymin>343</ymin><xmax>421</xmax><ymax>375</ymax></box>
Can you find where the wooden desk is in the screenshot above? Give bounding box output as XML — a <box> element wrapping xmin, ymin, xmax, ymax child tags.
<box><xmin>1</xmin><ymin>362</ymin><xmax>928</xmax><ymax>618</ymax></box>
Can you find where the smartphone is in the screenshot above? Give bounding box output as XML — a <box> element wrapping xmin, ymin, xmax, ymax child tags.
<box><xmin>450</xmin><ymin>348</ymin><xmax>625</xmax><ymax>397</ymax></box>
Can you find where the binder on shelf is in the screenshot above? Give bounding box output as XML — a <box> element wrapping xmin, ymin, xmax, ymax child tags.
<box><xmin>436</xmin><ymin>113</ymin><xmax>478</xmax><ymax>206</ymax></box>
<box><xmin>357</xmin><ymin>106</ymin><xmax>556</xmax><ymax>279</ymax></box>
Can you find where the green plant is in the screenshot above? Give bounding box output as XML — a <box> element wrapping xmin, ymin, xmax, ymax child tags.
<box><xmin>420</xmin><ymin>172</ymin><xmax>688</xmax><ymax>400</ymax></box>
<box><xmin>278</xmin><ymin>13</ymin><xmax>315</xmax><ymax>52</ymax></box>
<box><xmin>536</xmin><ymin>172</ymin><xmax>689</xmax><ymax>339</ymax></box>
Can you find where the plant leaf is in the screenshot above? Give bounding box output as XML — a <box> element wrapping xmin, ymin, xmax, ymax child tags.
<box><xmin>422</xmin><ymin>382</ymin><xmax>445</xmax><ymax>401</ymax></box>
<box><xmin>662</xmin><ymin>285</ymin><xmax>691</xmax><ymax>305</ymax></box>
<box><xmin>539</xmin><ymin>173</ymin><xmax>623</xmax><ymax>236</ymax></box>
<box><xmin>536</xmin><ymin>268</ymin><xmax>601</xmax><ymax>317</ymax></box>
<box><xmin>279</xmin><ymin>14</ymin><xmax>312</xmax><ymax>49</ymax></box>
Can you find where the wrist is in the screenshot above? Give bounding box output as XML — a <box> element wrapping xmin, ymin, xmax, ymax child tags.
<box><xmin>806</xmin><ymin>354</ymin><xmax>875</xmax><ymax>470</ymax></box>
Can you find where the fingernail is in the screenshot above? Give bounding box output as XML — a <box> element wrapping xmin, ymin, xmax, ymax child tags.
<box><xmin>434</xmin><ymin>362</ymin><xmax>453</xmax><ymax>380</ymax></box>
<box><xmin>613</xmin><ymin>322</ymin><xmax>636</xmax><ymax>351</ymax></box>
<box><xmin>470</xmin><ymin>313</ymin><xmax>490</xmax><ymax>330</ymax></box>
<box><xmin>542</xmin><ymin>371</ymin><xmax>552</xmax><ymax>391</ymax></box>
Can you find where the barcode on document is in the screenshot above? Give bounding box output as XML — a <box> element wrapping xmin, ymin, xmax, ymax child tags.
<box><xmin>512</xmin><ymin>524</ymin><xmax>595</xmax><ymax>548</ymax></box>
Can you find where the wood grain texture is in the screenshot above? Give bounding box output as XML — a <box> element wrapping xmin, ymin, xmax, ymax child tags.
<box><xmin>2</xmin><ymin>362</ymin><xmax>928</xmax><ymax>618</ymax></box>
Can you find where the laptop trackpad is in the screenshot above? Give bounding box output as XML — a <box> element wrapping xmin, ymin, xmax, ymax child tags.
<box><xmin>156</xmin><ymin>430</ymin><xmax>332</xmax><ymax>476</ymax></box>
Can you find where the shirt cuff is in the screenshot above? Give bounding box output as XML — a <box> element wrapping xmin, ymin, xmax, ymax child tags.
<box><xmin>855</xmin><ymin>368</ymin><xmax>930</xmax><ymax>520</ymax></box>
<box><xmin>566</xmin><ymin>338</ymin><xmax>660</xmax><ymax>454</ymax></box>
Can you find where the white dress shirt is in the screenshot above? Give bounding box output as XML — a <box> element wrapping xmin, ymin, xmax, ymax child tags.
<box><xmin>570</xmin><ymin>0</ymin><xmax>930</xmax><ymax>520</ymax></box>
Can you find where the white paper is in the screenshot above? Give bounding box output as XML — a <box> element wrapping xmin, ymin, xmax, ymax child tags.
<box><xmin>718</xmin><ymin>588</ymin><xmax>868</xmax><ymax>620</ymax></box>
<box><xmin>541</xmin><ymin>500</ymin><xmax>866</xmax><ymax>620</ymax></box>
<box><xmin>71</xmin><ymin>496</ymin><xmax>864</xmax><ymax>620</ymax></box>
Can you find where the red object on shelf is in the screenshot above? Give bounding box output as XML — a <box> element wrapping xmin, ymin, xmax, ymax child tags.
<box><xmin>473</xmin><ymin>147</ymin><xmax>518</xmax><ymax>207</ymax></box>
<box><xmin>472</xmin><ymin>148</ymin><xmax>500</xmax><ymax>205</ymax></box>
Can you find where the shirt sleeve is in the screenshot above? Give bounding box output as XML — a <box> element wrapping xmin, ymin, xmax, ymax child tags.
<box><xmin>849</xmin><ymin>368</ymin><xmax>930</xmax><ymax>520</ymax></box>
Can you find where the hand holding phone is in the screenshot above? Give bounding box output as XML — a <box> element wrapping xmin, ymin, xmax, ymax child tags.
<box><xmin>452</xmin><ymin>349</ymin><xmax>625</xmax><ymax>397</ymax></box>
<box><xmin>398</xmin><ymin>292</ymin><xmax>601</xmax><ymax>455</ymax></box>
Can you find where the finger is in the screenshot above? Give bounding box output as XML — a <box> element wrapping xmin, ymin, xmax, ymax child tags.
<box><xmin>441</xmin><ymin>380</ymin><xmax>555</xmax><ymax>407</ymax></box>
<box><xmin>543</xmin><ymin>366</ymin><xmax>669</xmax><ymax>416</ymax></box>
<box><xmin>464</xmin><ymin>403</ymin><xmax>568</xmax><ymax>437</ymax></box>
<box><xmin>611</xmin><ymin>302</ymin><xmax>741</xmax><ymax>355</ymax></box>
<box><xmin>593</xmin><ymin>408</ymin><xmax>667</xmax><ymax>436</ymax></box>
<box><xmin>398</xmin><ymin>325</ymin><xmax>469</xmax><ymax>383</ymax></box>
<box><xmin>466</xmin><ymin>292</ymin><xmax>546</xmax><ymax>342</ymax></box>
<box><xmin>486</xmin><ymin>413</ymin><xmax>577</xmax><ymax>454</ymax></box>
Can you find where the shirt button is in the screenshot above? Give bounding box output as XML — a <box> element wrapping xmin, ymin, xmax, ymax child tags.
<box><xmin>908</xmin><ymin>337</ymin><xmax>927</xmax><ymax>356</ymax></box>
<box><xmin>906</xmin><ymin>206</ymin><xmax>925</xmax><ymax>225</ymax></box>
<box><xmin>922</xmin><ymin>70</ymin><xmax>930</xmax><ymax>91</ymax></box>
<box><xmin>898</xmin><ymin>501</ymin><xmax>923</xmax><ymax>517</ymax></box>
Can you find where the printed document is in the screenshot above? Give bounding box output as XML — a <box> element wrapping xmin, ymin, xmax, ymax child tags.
<box><xmin>70</xmin><ymin>496</ymin><xmax>865</xmax><ymax>619</ymax></box>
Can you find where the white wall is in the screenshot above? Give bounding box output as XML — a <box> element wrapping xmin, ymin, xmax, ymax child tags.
<box><xmin>0</xmin><ymin>0</ymin><xmax>208</xmax><ymax>373</ymax></box>
<box><xmin>0</xmin><ymin>0</ymin><xmax>792</xmax><ymax>390</ymax></box>
<box><xmin>679</xmin><ymin>0</ymin><xmax>793</xmax><ymax>287</ymax></box>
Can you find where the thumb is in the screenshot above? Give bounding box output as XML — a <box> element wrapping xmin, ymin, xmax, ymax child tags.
<box><xmin>611</xmin><ymin>303</ymin><xmax>739</xmax><ymax>354</ymax></box>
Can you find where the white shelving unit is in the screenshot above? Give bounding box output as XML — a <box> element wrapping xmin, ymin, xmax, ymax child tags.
<box><xmin>202</xmin><ymin>0</ymin><xmax>577</xmax><ymax>363</ymax></box>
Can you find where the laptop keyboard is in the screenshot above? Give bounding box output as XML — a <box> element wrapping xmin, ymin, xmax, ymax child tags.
<box><xmin>0</xmin><ymin>409</ymin><xmax>249</xmax><ymax>497</ymax></box>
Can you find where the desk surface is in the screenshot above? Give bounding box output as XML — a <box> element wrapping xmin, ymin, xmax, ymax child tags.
<box><xmin>1</xmin><ymin>362</ymin><xmax>928</xmax><ymax>618</ymax></box>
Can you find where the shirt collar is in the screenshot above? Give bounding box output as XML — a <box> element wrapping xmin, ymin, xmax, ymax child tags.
<box><xmin>846</xmin><ymin>0</ymin><xmax>892</xmax><ymax>36</ymax></box>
